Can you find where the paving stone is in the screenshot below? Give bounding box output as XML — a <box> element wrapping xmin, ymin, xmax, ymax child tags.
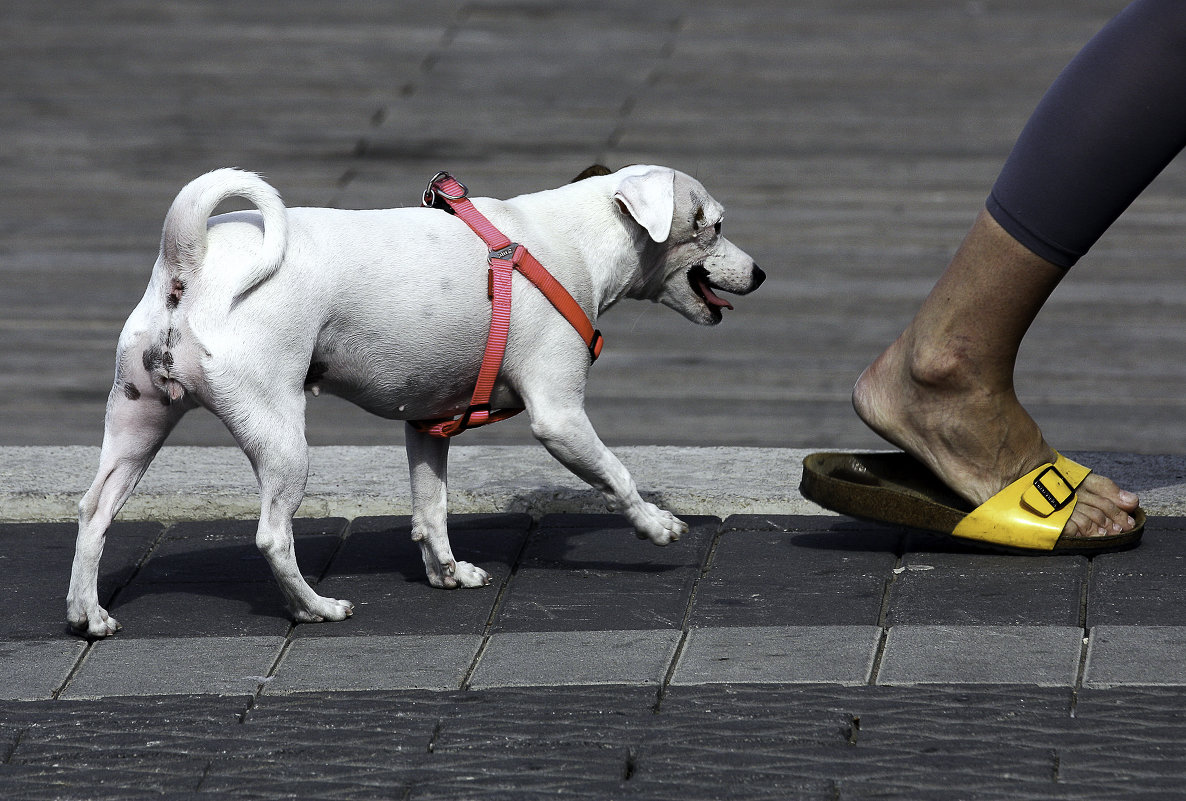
<box><xmin>877</xmin><ymin>625</ymin><xmax>1084</xmax><ymax>687</ymax></box>
<box><xmin>297</xmin><ymin>514</ymin><xmax>530</xmax><ymax>637</ymax></box>
<box><xmin>657</xmin><ymin>684</ymin><xmax>859</xmax><ymax>747</ymax></box>
<box><xmin>469</xmin><ymin>629</ymin><xmax>681</xmax><ymax>689</ymax></box>
<box><xmin>412</xmin><ymin>747</ymin><xmax>632</xmax><ymax>799</ymax></box>
<box><xmin>491</xmin><ymin>515</ymin><xmax>717</xmax><ymax>633</ymax></box>
<box><xmin>200</xmin><ymin>759</ymin><xmax>415</xmax><ymax>800</ymax></box>
<box><xmin>692</xmin><ymin>516</ymin><xmax>899</xmax><ymax>626</ymax></box>
<box><xmin>0</xmin><ymin>639</ymin><xmax>86</xmax><ymax>701</ymax></box>
<box><xmin>0</xmin><ymin>759</ymin><xmax>211</xmax><ymax>800</ymax></box>
<box><xmin>673</xmin><ymin>625</ymin><xmax>879</xmax><ymax>685</ymax></box>
<box><xmin>1088</xmin><ymin>524</ymin><xmax>1186</xmax><ymax>626</ymax></box>
<box><xmin>429</xmin><ymin>684</ymin><xmax>656</xmax><ymax>752</ymax></box>
<box><xmin>244</xmin><ymin>688</ymin><xmax>442</xmax><ymax>755</ymax></box>
<box><xmin>1069</xmin><ymin>685</ymin><xmax>1186</xmax><ymax>786</ymax></box>
<box><xmin>104</xmin><ymin>582</ymin><xmax>295</xmax><ymax>639</ymax></box>
<box><xmin>3</xmin><ymin>694</ymin><xmax>253</xmax><ymax>791</ymax></box>
<box><xmin>268</xmin><ymin>634</ymin><xmax>482</xmax><ymax>693</ymax></box>
<box><xmin>135</xmin><ymin>518</ymin><xmax>347</xmax><ymax>584</ymax></box>
<box><xmin>60</xmin><ymin>636</ymin><xmax>286</xmax><ymax>699</ymax></box>
<box><xmin>105</xmin><ymin>518</ymin><xmax>347</xmax><ymax>637</ymax></box>
<box><xmin>0</xmin><ymin>520</ymin><xmax>161</xmax><ymax>639</ymax></box>
<box><xmin>886</xmin><ymin>551</ymin><xmax>1087</xmax><ymax>627</ymax></box>
<box><xmin>1083</xmin><ymin>626</ymin><xmax>1186</xmax><ymax>687</ymax></box>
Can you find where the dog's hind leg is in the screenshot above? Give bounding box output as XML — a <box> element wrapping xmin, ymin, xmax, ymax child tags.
<box><xmin>404</xmin><ymin>424</ymin><xmax>491</xmax><ymax>588</ymax></box>
<box><xmin>222</xmin><ymin>393</ymin><xmax>353</xmax><ymax>624</ymax></box>
<box><xmin>69</xmin><ymin>382</ymin><xmax>189</xmax><ymax>637</ymax></box>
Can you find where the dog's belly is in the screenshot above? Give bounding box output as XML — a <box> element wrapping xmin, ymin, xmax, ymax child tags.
<box><xmin>315</xmin><ymin>373</ymin><xmax>472</xmax><ymax>421</ymax></box>
<box><xmin>306</xmin><ymin>339</ymin><xmax>522</xmax><ymax>422</ymax></box>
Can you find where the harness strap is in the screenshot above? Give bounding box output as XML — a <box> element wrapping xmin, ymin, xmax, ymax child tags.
<box><xmin>410</xmin><ymin>172</ymin><xmax>603</xmax><ymax>438</ymax></box>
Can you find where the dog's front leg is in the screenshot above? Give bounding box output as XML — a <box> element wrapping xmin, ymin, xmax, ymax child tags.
<box><xmin>404</xmin><ymin>423</ymin><xmax>491</xmax><ymax>588</ymax></box>
<box><xmin>528</xmin><ymin>403</ymin><xmax>688</xmax><ymax>545</ymax></box>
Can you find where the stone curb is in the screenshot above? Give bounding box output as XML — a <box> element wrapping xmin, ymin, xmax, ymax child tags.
<box><xmin>4</xmin><ymin>446</ymin><xmax>1186</xmax><ymax>524</ymax></box>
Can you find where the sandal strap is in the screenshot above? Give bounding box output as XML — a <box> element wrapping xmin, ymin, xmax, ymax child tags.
<box><xmin>952</xmin><ymin>453</ymin><xmax>1091</xmax><ymax>550</ymax></box>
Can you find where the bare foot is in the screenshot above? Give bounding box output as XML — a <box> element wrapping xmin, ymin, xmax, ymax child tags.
<box><xmin>853</xmin><ymin>335</ymin><xmax>1139</xmax><ymax>540</ymax></box>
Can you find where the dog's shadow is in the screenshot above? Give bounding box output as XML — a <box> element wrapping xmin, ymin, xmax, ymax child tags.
<box><xmin>102</xmin><ymin>513</ymin><xmax>682</xmax><ymax>628</ymax></box>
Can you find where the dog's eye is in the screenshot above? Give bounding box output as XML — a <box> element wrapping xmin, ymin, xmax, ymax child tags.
<box><xmin>713</xmin><ymin>220</ymin><xmax>722</xmax><ymax>236</ymax></box>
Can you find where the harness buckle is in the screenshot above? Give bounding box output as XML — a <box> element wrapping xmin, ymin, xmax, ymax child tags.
<box><xmin>422</xmin><ymin>171</ymin><xmax>468</xmax><ymax>209</ymax></box>
<box><xmin>489</xmin><ymin>243</ymin><xmax>519</xmax><ymax>262</ymax></box>
<box><xmin>588</xmin><ymin>330</ymin><xmax>604</xmax><ymax>362</ymax></box>
<box><xmin>458</xmin><ymin>403</ymin><xmax>492</xmax><ymax>431</ymax></box>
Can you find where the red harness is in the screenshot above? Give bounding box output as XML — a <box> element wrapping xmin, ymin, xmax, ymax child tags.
<box><xmin>409</xmin><ymin>172</ymin><xmax>603</xmax><ymax>438</ymax></box>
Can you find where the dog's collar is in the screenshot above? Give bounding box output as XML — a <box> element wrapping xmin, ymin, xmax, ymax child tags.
<box><xmin>411</xmin><ymin>172</ymin><xmax>603</xmax><ymax>438</ymax></box>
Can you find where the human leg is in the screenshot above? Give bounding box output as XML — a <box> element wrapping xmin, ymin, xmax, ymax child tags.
<box><xmin>853</xmin><ymin>0</ymin><xmax>1186</xmax><ymax>539</ymax></box>
<box><xmin>853</xmin><ymin>210</ymin><xmax>1137</xmax><ymax>539</ymax></box>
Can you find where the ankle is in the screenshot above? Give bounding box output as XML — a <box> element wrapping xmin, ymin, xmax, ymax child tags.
<box><xmin>901</xmin><ymin>334</ymin><xmax>1012</xmax><ymax>398</ymax></box>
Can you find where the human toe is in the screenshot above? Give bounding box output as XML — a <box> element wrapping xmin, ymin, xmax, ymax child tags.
<box><xmin>1064</xmin><ymin>474</ymin><xmax>1140</xmax><ymax>539</ymax></box>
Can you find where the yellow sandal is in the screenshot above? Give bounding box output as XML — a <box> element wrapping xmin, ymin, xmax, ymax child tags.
<box><xmin>800</xmin><ymin>451</ymin><xmax>1144</xmax><ymax>553</ymax></box>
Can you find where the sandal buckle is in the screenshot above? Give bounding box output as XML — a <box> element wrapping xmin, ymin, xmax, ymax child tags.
<box><xmin>1032</xmin><ymin>465</ymin><xmax>1074</xmax><ymax>513</ymax></box>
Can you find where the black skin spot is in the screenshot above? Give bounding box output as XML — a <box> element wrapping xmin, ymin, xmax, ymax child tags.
<box><xmin>121</xmin><ymin>381</ymin><xmax>141</xmax><ymax>401</ymax></box>
<box><xmin>166</xmin><ymin>278</ymin><xmax>185</xmax><ymax>309</ymax></box>
<box><xmin>305</xmin><ymin>361</ymin><xmax>329</xmax><ymax>389</ymax></box>
<box><xmin>142</xmin><ymin>344</ymin><xmax>164</xmax><ymax>373</ymax></box>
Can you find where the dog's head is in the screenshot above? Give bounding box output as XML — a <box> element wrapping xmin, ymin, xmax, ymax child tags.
<box><xmin>607</xmin><ymin>165</ymin><xmax>765</xmax><ymax>325</ymax></box>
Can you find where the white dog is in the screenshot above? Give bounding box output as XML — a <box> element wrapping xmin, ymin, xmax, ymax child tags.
<box><xmin>68</xmin><ymin>165</ymin><xmax>765</xmax><ymax>637</ymax></box>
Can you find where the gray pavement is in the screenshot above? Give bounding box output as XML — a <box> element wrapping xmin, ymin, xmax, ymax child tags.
<box><xmin>6</xmin><ymin>0</ymin><xmax>1186</xmax><ymax>798</ymax></box>
<box><xmin>6</xmin><ymin>447</ymin><xmax>1186</xmax><ymax>798</ymax></box>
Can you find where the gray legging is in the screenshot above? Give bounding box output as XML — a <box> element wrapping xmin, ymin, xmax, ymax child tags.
<box><xmin>986</xmin><ymin>0</ymin><xmax>1186</xmax><ymax>268</ymax></box>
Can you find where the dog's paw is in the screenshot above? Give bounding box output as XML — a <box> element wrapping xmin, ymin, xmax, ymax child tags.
<box><xmin>293</xmin><ymin>597</ymin><xmax>354</xmax><ymax>624</ymax></box>
<box><xmin>427</xmin><ymin>560</ymin><xmax>491</xmax><ymax>589</ymax></box>
<box><xmin>68</xmin><ymin>606</ymin><xmax>122</xmax><ymax>638</ymax></box>
<box><xmin>453</xmin><ymin>560</ymin><xmax>492</xmax><ymax>588</ymax></box>
<box><xmin>633</xmin><ymin>504</ymin><xmax>688</xmax><ymax>546</ymax></box>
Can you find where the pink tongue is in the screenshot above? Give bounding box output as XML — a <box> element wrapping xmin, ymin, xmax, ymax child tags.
<box><xmin>697</xmin><ymin>277</ymin><xmax>733</xmax><ymax>309</ymax></box>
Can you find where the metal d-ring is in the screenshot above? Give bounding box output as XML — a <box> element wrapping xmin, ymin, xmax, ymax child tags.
<box><xmin>422</xmin><ymin>171</ymin><xmax>468</xmax><ymax>207</ymax></box>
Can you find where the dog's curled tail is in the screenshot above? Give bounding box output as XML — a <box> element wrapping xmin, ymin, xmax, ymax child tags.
<box><xmin>160</xmin><ymin>168</ymin><xmax>288</xmax><ymax>302</ymax></box>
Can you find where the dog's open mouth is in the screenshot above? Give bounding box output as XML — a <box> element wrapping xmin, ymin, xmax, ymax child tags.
<box><xmin>688</xmin><ymin>264</ymin><xmax>734</xmax><ymax>317</ymax></box>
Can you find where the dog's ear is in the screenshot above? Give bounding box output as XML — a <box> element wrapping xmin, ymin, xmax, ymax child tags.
<box><xmin>613</xmin><ymin>168</ymin><xmax>674</xmax><ymax>243</ymax></box>
<box><xmin>571</xmin><ymin>164</ymin><xmax>612</xmax><ymax>183</ymax></box>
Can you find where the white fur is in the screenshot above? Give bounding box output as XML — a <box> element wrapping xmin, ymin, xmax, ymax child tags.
<box><xmin>68</xmin><ymin>165</ymin><xmax>765</xmax><ymax>637</ymax></box>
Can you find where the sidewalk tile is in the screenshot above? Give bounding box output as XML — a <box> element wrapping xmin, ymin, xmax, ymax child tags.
<box><xmin>297</xmin><ymin>514</ymin><xmax>530</xmax><ymax>637</ymax></box>
<box><xmin>469</xmin><ymin>629</ymin><xmax>681</xmax><ymax>689</ymax></box>
<box><xmin>108</xmin><ymin>518</ymin><xmax>347</xmax><ymax>638</ymax></box>
<box><xmin>1088</xmin><ymin>526</ymin><xmax>1186</xmax><ymax>626</ymax></box>
<box><xmin>877</xmin><ymin>625</ymin><xmax>1083</xmax><ymax>687</ymax></box>
<box><xmin>268</xmin><ymin>634</ymin><xmax>482</xmax><ymax>693</ymax></box>
<box><xmin>0</xmin><ymin>640</ymin><xmax>86</xmax><ymax>700</ymax></box>
<box><xmin>672</xmin><ymin>625</ymin><xmax>880</xmax><ymax>685</ymax></box>
<box><xmin>60</xmin><ymin>636</ymin><xmax>286</xmax><ymax>699</ymax></box>
<box><xmin>107</xmin><ymin>584</ymin><xmax>294</xmax><ymax>639</ymax></box>
<box><xmin>135</xmin><ymin>518</ymin><xmax>347</xmax><ymax>584</ymax></box>
<box><xmin>886</xmin><ymin>551</ymin><xmax>1087</xmax><ymax>626</ymax></box>
<box><xmin>491</xmin><ymin>516</ymin><xmax>717</xmax><ymax>633</ymax></box>
<box><xmin>0</xmin><ymin>521</ymin><xmax>161</xmax><ymax>639</ymax></box>
<box><xmin>1084</xmin><ymin>626</ymin><xmax>1186</xmax><ymax>687</ymax></box>
<box><xmin>693</xmin><ymin>517</ymin><xmax>898</xmax><ymax>627</ymax></box>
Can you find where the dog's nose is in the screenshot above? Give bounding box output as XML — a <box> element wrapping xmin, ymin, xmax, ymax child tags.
<box><xmin>751</xmin><ymin>264</ymin><xmax>766</xmax><ymax>289</ymax></box>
